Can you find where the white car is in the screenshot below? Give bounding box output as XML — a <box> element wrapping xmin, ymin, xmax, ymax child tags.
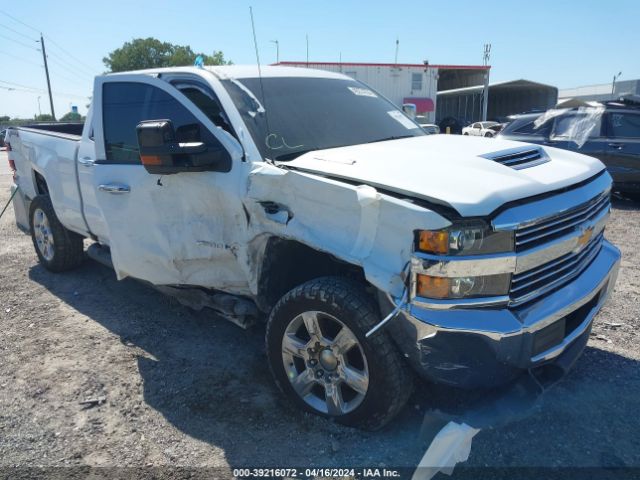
<box><xmin>462</xmin><ymin>121</ymin><xmax>500</xmax><ymax>137</ymax></box>
<box><xmin>6</xmin><ymin>65</ymin><xmax>620</xmax><ymax>429</ymax></box>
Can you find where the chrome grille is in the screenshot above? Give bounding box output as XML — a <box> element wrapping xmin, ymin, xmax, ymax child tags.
<box><xmin>510</xmin><ymin>233</ymin><xmax>604</xmax><ymax>306</ymax></box>
<box><xmin>515</xmin><ymin>192</ymin><xmax>610</xmax><ymax>252</ymax></box>
<box><xmin>482</xmin><ymin>147</ymin><xmax>549</xmax><ymax>170</ymax></box>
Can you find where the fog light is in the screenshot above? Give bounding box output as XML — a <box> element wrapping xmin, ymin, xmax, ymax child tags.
<box><xmin>416</xmin><ymin>275</ymin><xmax>451</xmax><ymax>298</ymax></box>
<box><xmin>415</xmin><ymin>273</ymin><xmax>511</xmax><ymax>299</ymax></box>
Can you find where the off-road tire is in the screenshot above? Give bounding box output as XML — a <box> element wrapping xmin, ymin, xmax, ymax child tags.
<box><xmin>29</xmin><ymin>195</ymin><xmax>84</xmax><ymax>272</ymax></box>
<box><xmin>266</xmin><ymin>276</ymin><xmax>413</xmax><ymax>430</ymax></box>
<box><xmin>484</xmin><ymin>132</ymin><xmax>493</xmax><ymax>137</ymax></box>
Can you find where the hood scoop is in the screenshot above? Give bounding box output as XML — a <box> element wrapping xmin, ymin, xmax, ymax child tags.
<box><xmin>481</xmin><ymin>146</ymin><xmax>550</xmax><ymax>170</ymax></box>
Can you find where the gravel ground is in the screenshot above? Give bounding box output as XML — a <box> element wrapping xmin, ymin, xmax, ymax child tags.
<box><xmin>1</xmin><ymin>149</ymin><xmax>639</xmax><ymax>478</ymax></box>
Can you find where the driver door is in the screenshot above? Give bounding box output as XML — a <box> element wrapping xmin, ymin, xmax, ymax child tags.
<box><xmin>90</xmin><ymin>74</ymin><xmax>249</xmax><ymax>288</ymax></box>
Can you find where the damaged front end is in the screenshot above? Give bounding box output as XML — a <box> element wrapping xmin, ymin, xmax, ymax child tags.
<box><xmin>381</xmin><ymin>172</ymin><xmax>621</xmax><ymax>388</ymax></box>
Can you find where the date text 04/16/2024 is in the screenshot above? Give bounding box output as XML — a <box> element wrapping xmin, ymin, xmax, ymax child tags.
<box><xmin>233</xmin><ymin>468</ymin><xmax>401</xmax><ymax>478</ymax></box>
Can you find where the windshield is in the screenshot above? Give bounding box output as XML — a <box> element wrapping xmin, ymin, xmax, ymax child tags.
<box><xmin>220</xmin><ymin>77</ymin><xmax>425</xmax><ymax>161</ymax></box>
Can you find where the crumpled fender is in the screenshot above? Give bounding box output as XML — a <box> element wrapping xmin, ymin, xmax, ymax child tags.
<box><xmin>243</xmin><ymin>162</ymin><xmax>451</xmax><ymax>298</ymax></box>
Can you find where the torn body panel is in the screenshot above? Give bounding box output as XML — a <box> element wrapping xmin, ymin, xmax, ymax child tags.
<box><xmin>95</xmin><ymin>162</ymin><xmax>254</xmax><ymax>294</ymax></box>
<box><xmin>94</xmin><ymin>155</ymin><xmax>448</xmax><ymax>310</ymax></box>
<box><xmin>243</xmin><ymin>162</ymin><xmax>451</xmax><ymax>299</ymax></box>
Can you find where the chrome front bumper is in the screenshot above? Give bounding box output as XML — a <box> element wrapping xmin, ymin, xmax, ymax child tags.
<box><xmin>386</xmin><ymin>240</ymin><xmax>621</xmax><ymax>388</ymax></box>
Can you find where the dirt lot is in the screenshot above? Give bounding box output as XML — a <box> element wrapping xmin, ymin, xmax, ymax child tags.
<box><xmin>1</xmin><ymin>149</ymin><xmax>639</xmax><ymax>478</ymax></box>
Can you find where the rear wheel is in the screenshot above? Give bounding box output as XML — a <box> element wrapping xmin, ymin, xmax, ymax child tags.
<box><xmin>29</xmin><ymin>195</ymin><xmax>84</xmax><ymax>272</ymax></box>
<box><xmin>266</xmin><ymin>277</ymin><xmax>412</xmax><ymax>430</ymax></box>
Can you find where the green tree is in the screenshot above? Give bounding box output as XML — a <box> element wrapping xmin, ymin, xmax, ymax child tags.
<box><xmin>34</xmin><ymin>114</ymin><xmax>55</xmax><ymax>122</ymax></box>
<box><xmin>103</xmin><ymin>37</ymin><xmax>231</xmax><ymax>72</ymax></box>
<box><xmin>0</xmin><ymin>115</ymin><xmax>10</xmax><ymax>122</ymax></box>
<box><xmin>60</xmin><ymin>111</ymin><xmax>82</xmax><ymax>122</ymax></box>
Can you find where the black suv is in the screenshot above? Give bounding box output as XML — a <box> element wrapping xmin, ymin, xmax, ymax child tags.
<box><xmin>498</xmin><ymin>97</ymin><xmax>640</xmax><ymax>200</ymax></box>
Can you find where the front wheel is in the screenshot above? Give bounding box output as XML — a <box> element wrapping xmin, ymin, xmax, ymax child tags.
<box><xmin>484</xmin><ymin>132</ymin><xmax>494</xmax><ymax>137</ymax></box>
<box><xmin>266</xmin><ymin>277</ymin><xmax>413</xmax><ymax>430</ymax></box>
<box><xmin>29</xmin><ymin>195</ymin><xmax>84</xmax><ymax>272</ymax></box>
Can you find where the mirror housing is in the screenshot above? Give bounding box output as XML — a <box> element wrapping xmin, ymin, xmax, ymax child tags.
<box><xmin>136</xmin><ymin>119</ymin><xmax>232</xmax><ymax>174</ymax></box>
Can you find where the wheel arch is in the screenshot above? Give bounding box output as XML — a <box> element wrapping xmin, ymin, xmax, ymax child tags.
<box><xmin>33</xmin><ymin>169</ymin><xmax>49</xmax><ymax>196</ymax></box>
<box><xmin>256</xmin><ymin>237</ymin><xmax>368</xmax><ymax>313</ymax></box>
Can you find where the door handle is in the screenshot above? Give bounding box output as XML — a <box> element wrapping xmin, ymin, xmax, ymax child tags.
<box><xmin>608</xmin><ymin>143</ymin><xmax>624</xmax><ymax>150</ymax></box>
<box><xmin>78</xmin><ymin>157</ymin><xmax>95</xmax><ymax>167</ymax></box>
<box><xmin>98</xmin><ymin>184</ymin><xmax>130</xmax><ymax>194</ymax></box>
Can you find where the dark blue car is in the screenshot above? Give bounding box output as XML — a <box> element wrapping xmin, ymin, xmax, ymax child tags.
<box><xmin>498</xmin><ymin>97</ymin><xmax>640</xmax><ymax>200</ymax></box>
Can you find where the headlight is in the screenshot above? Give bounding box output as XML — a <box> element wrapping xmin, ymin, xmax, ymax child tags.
<box><xmin>416</xmin><ymin>221</ymin><xmax>513</xmax><ymax>256</ymax></box>
<box><xmin>415</xmin><ymin>273</ymin><xmax>511</xmax><ymax>299</ymax></box>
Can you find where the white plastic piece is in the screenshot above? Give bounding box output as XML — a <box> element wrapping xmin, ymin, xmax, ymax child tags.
<box><xmin>534</xmin><ymin>104</ymin><xmax>606</xmax><ymax>148</ymax></box>
<box><xmin>412</xmin><ymin>421</ymin><xmax>480</xmax><ymax>480</ymax></box>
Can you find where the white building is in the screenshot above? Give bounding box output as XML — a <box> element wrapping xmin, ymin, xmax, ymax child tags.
<box><xmin>275</xmin><ymin>61</ymin><xmax>490</xmax><ymax>123</ymax></box>
<box><xmin>559</xmin><ymin>79</ymin><xmax>640</xmax><ymax>103</ymax></box>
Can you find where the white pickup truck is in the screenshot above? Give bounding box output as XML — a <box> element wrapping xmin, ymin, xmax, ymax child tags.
<box><xmin>7</xmin><ymin>66</ymin><xmax>620</xmax><ymax>429</ymax></box>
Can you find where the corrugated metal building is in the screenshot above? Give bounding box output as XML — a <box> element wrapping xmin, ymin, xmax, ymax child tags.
<box><xmin>437</xmin><ymin>79</ymin><xmax>558</xmax><ymax>124</ymax></box>
<box><xmin>275</xmin><ymin>61</ymin><xmax>490</xmax><ymax>123</ymax></box>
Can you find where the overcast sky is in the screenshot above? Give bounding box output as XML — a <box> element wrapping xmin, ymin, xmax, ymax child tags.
<box><xmin>1</xmin><ymin>0</ymin><xmax>638</xmax><ymax>118</ymax></box>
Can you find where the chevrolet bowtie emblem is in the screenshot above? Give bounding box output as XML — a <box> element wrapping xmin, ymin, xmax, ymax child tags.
<box><xmin>576</xmin><ymin>225</ymin><xmax>594</xmax><ymax>250</ymax></box>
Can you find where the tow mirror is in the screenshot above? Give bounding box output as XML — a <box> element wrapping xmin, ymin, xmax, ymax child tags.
<box><xmin>136</xmin><ymin>119</ymin><xmax>231</xmax><ymax>174</ymax></box>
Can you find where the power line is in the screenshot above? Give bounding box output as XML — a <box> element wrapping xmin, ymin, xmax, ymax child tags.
<box><xmin>0</xmin><ymin>11</ymin><xmax>40</xmax><ymax>34</ymax></box>
<box><xmin>0</xmin><ymin>23</ymin><xmax>38</xmax><ymax>42</ymax></box>
<box><xmin>0</xmin><ymin>79</ymin><xmax>89</xmax><ymax>99</ymax></box>
<box><xmin>0</xmin><ymin>84</ymin><xmax>41</xmax><ymax>94</ymax></box>
<box><xmin>45</xmin><ymin>36</ymin><xmax>97</xmax><ymax>74</ymax></box>
<box><xmin>46</xmin><ymin>49</ymin><xmax>95</xmax><ymax>79</ymax></box>
<box><xmin>0</xmin><ymin>12</ymin><xmax>98</xmax><ymax>75</ymax></box>
<box><xmin>47</xmin><ymin>63</ymin><xmax>93</xmax><ymax>88</ymax></box>
<box><xmin>0</xmin><ymin>32</ymin><xmax>39</xmax><ymax>51</ymax></box>
<box><xmin>0</xmin><ymin>49</ymin><xmax>43</xmax><ymax>68</ymax></box>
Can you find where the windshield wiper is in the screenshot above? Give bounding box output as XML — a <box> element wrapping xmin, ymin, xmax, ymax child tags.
<box><xmin>367</xmin><ymin>134</ymin><xmax>416</xmax><ymax>144</ymax></box>
<box><xmin>274</xmin><ymin>148</ymin><xmax>318</xmax><ymax>162</ymax></box>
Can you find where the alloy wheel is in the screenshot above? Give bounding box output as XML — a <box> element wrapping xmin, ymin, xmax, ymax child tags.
<box><xmin>33</xmin><ymin>208</ymin><xmax>55</xmax><ymax>261</ymax></box>
<box><xmin>281</xmin><ymin>311</ymin><xmax>369</xmax><ymax>416</ymax></box>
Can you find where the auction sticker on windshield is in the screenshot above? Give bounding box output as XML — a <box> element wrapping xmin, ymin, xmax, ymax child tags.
<box><xmin>387</xmin><ymin>110</ymin><xmax>419</xmax><ymax>129</ymax></box>
<box><xmin>348</xmin><ymin>86</ymin><xmax>377</xmax><ymax>97</ymax></box>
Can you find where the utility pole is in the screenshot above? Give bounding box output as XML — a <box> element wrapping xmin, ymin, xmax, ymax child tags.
<box><xmin>37</xmin><ymin>96</ymin><xmax>42</xmax><ymax>116</ymax></box>
<box><xmin>482</xmin><ymin>43</ymin><xmax>491</xmax><ymax>66</ymax></box>
<box><xmin>39</xmin><ymin>34</ymin><xmax>55</xmax><ymax>120</ymax></box>
<box><xmin>270</xmin><ymin>40</ymin><xmax>279</xmax><ymax>64</ymax></box>
<box><xmin>394</xmin><ymin>38</ymin><xmax>399</xmax><ymax>65</ymax></box>
<box><xmin>481</xmin><ymin>43</ymin><xmax>492</xmax><ymax>121</ymax></box>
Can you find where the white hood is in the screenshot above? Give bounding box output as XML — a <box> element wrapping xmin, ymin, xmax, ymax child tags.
<box><xmin>284</xmin><ymin>135</ymin><xmax>606</xmax><ymax>217</ymax></box>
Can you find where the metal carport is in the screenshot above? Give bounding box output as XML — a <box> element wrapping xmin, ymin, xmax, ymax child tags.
<box><xmin>436</xmin><ymin>79</ymin><xmax>558</xmax><ymax>123</ymax></box>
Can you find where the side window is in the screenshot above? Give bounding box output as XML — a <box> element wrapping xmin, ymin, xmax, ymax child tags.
<box><xmin>174</xmin><ymin>84</ymin><xmax>235</xmax><ymax>137</ymax></box>
<box><xmin>411</xmin><ymin>73</ymin><xmax>422</xmax><ymax>91</ymax></box>
<box><xmin>609</xmin><ymin>112</ymin><xmax>640</xmax><ymax>139</ymax></box>
<box><xmin>103</xmin><ymin>82</ymin><xmax>219</xmax><ymax>164</ymax></box>
<box><xmin>552</xmin><ymin>113</ymin><xmax>602</xmax><ymax>139</ymax></box>
<box><xmin>514</xmin><ymin>119</ymin><xmax>551</xmax><ymax>136</ymax></box>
